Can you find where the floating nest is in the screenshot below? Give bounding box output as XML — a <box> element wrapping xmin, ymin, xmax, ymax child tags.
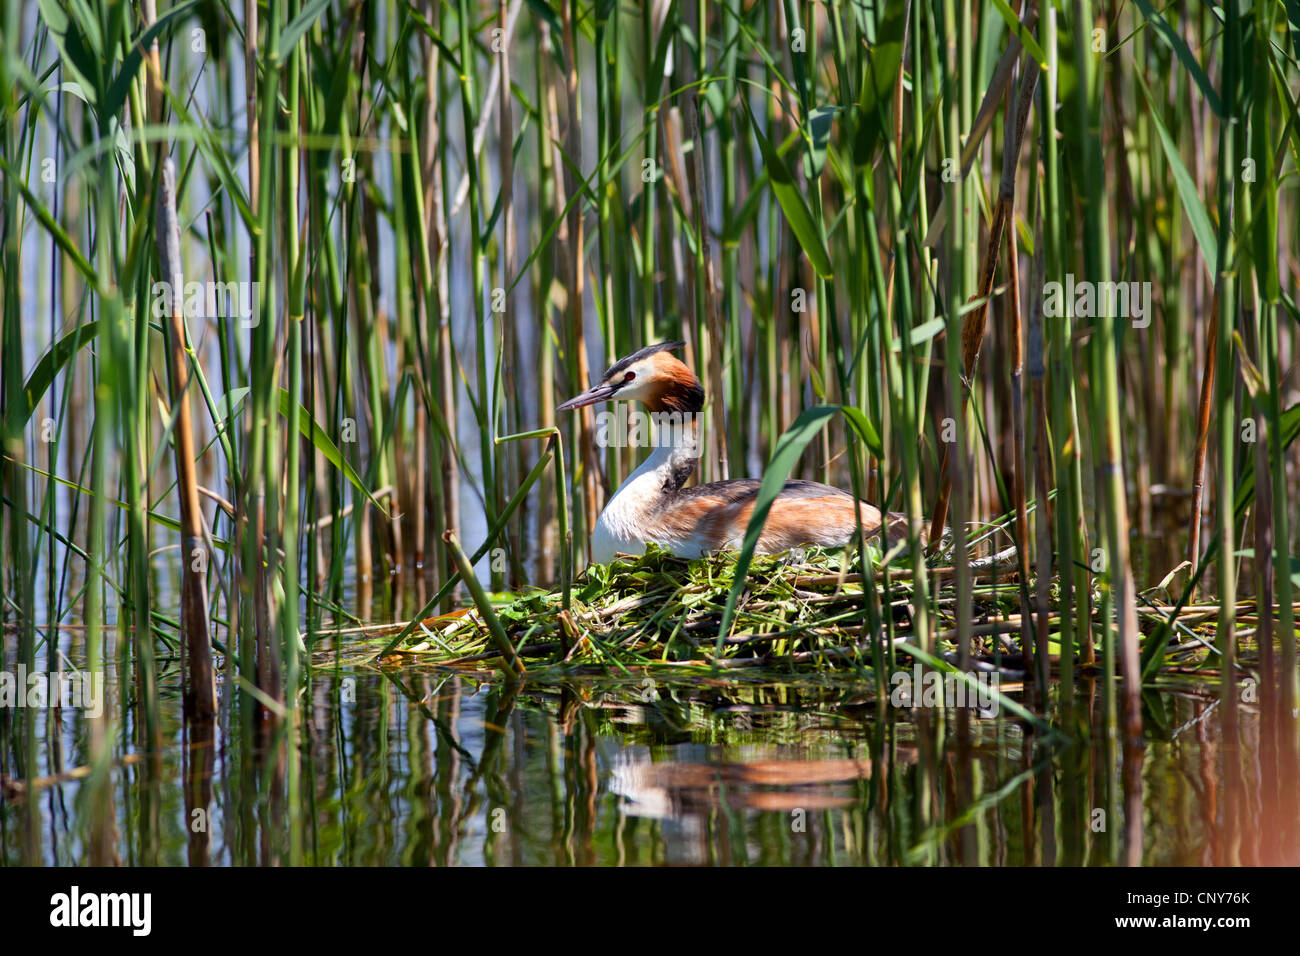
<box><xmin>359</xmin><ymin>533</ymin><xmax>1294</xmax><ymax>692</ymax></box>
<box><xmin>382</xmin><ymin>543</ymin><xmax>1047</xmax><ymax>677</ymax></box>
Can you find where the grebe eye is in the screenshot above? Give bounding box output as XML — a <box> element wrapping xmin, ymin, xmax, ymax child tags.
<box><xmin>624</xmin><ymin>371</ymin><xmax>635</xmax><ymax>382</ymax></box>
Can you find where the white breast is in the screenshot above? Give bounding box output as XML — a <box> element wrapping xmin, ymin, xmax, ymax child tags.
<box><xmin>589</xmin><ymin>416</ymin><xmax>715</xmax><ymax>564</ymax></box>
<box><xmin>592</xmin><ymin>441</ymin><xmax>710</xmax><ymax>563</ymax></box>
<box><xmin>591</xmin><ymin>448</ymin><xmax>664</xmax><ymax>563</ymax></box>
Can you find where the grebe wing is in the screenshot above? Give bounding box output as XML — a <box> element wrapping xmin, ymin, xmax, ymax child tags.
<box><xmin>664</xmin><ymin>479</ymin><xmax>912</xmax><ymax>553</ymax></box>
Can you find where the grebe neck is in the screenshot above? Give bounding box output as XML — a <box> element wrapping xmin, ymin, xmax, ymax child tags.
<box><xmin>654</xmin><ymin>411</ymin><xmax>702</xmax><ymax>495</ymax></box>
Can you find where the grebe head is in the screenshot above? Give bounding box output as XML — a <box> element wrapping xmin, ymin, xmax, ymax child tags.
<box><xmin>557</xmin><ymin>341</ymin><xmax>704</xmax><ymax>414</ymax></box>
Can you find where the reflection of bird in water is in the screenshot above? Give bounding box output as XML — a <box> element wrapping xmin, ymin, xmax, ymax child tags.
<box><xmin>608</xmin><ymin>747</ymin><xmax>878</xmax><ymax>820</ymax></box>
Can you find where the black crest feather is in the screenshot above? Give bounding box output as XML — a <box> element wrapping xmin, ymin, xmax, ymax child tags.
<box><xmin>601</xmin><ymin>341</ymin><xmax>685</xmax><ymax>381</ymax></box>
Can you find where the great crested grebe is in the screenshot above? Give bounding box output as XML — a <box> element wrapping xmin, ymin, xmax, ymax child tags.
<box><xmin>557</xmin><ymin>342</ymin><xmax>910</xmax><ymax>565</ymax></box>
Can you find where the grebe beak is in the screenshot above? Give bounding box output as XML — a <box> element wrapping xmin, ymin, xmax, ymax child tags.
<box><xmin>556</xmin><ymin>382</ymin><xmax>621</xmax><ymax>411</ymax></box>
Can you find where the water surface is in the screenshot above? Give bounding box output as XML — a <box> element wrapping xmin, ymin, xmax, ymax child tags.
<box><xmin>4</xmin><ymin>639</ymin><xmax>1296</xmax><ymax>866</ymax></box>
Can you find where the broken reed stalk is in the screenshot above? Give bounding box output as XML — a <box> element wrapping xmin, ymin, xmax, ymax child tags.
<box><xmin>927</xmin><ymin>58</ymin><xmax>1039</xmax><ymax>547</ymax></box>
<box><xmin>155</xmin><ymin>166</ymin><xmax>215</xmax><ymax>710</ymax></box>
<box><xmin>443</xmin><ymin>530</ymin><xmax>523</xmax><ymax>678</ymax></box>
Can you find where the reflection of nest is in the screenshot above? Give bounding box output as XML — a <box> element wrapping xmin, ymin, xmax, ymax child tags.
<box><xmin>610</xmin><ymin>752</ymin><xmax>903</xmax><ymax>818</ymax></box>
